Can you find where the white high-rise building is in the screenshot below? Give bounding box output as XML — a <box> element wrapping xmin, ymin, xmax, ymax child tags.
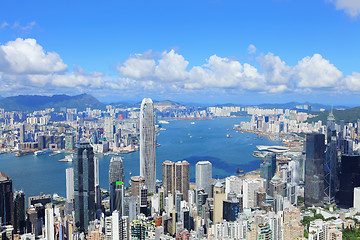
<box><xmin>196</xmin><ymin>161</ymin><xmax>212</xmax><ymax>195</ymax></box>
<box><xmin>45</xmin><ymin>206</ymin><xmax>55</xmax><ymax>240</ymax></box>
<box><xmin>243</xmin><ymin>178</ymin><xmax>264</xmax><ymax>209</ymax></box>
<box><xmin>354</xmin><ymin>187</ymin><xmax>360</xmax><ymax>212</ymax></box>
<box><xmin>140</xmin><ymin>98</ymin><xmax>156</xmax><ymax>193</ymax></box>
<box><xmin>66</xmin><ymin>168</ymin><xmax>74</xmax><ymax>202</ymax></box>
<box><xmin>225</xmin><ymin>176</ymin><xmax>242</xmax><ymax>197</ymax></box>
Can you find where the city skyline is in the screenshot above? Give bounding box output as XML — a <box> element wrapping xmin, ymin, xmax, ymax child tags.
<box><xmin>0</xmin><ymin>0</ymin><xmax>360</xmax><ymax>105</ymax></box>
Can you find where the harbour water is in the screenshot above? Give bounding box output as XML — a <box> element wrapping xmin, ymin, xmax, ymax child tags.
<box><xmin>0</xmin><ymin>117</ymin><xmax>281</xmax><ymax>198</ymax></box>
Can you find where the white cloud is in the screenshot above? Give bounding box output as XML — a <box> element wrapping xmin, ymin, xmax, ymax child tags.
<box><xmin>117</xmin><ymin>55</ymin><xmax>155</xmax><ymax>79</ymax></box>
<box><xmin>1</xmin><ymin>22</ymin><xmax>9</xmax><ymax>29</ymax></box>
<box><xmin>117</xmin><ymin>50</ymin><xmax>353</xmax><ymax>94</ymax></box>
<box><xmin>0</xmin><ymin>38</ymin><xmax>67</xmax><ymax>74</ymax></box>
<box><xmin>154</xmin><ymin>50</ymin><xmax>189</xmax><ymax>81</ymax></box>
<box><xmin>13</xmin><ymin>21</ymin><xmax>37</xmax><ymax>31</ymax></box>
<box><xmin>294</xmin><ymin>54</ymin><xmax>343</xmax><ymax>88</ymax></box>
<box><xmin>248</xmin><ymin>44</ymin><xmax>257</xmax><ymax>54</ymax></box>
<box><xmin>345</xmin><ymin>72</ymin><xmax>360</xmax><ymax>91</ymax></box>
<box><xmin>257</xmin><ymin>53</ymin><xmax>291</xmax><ymax>84</ymax></box>
<box><xmin>328</xmin><ymin>0</ymin><xmax>360</xmax><ymax>17</ymax></box>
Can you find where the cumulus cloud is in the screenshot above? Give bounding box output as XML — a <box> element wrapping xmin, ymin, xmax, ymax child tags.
<box><xmin>294</xmin><ymin>54</ymin><xmax>343</xmax><ymax>88</ymax></box>
<box><xmin>117</xmin><ymin>49</ymin><xmax>354</xmax><ymax>94</ymax></box>
<box><xmin>154</xmin><ymin>50</ymin><xmax>189</xmax><ymax>81</ymax></box>
<box><xmin>0</xmin><ymin>38</ymin><xmax>67</xmax><ymax>74</ymax></box>
<box><xmin>257</xmin><ymin>53</ymin><xmax>291</xmax><ymax>84</ymax></box>
<box><xmin>117</xmin><ymin>55</ymin><xmax>155</xmax><ymax>79</ymax></box>
<box><xmin>248</xmin><ymin>44</ymin><xmax>257</xmax><ymax>54</ymax></box>
<box><xmin>345</xmin><ymin>72</ymin><xmax>360</xmax><ymax>91</ymax></box>
<box><xmin>328</xmin><ymin>0</ymin><xmax>360</xmax><ymax>17</ymax></box>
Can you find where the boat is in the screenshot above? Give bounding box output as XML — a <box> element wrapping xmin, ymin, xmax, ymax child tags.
<box><xmin>59</xmin><ymin>154</ymin><xmax>73</xmax><ymax>162</ymax></box>
<box><xmin>179</xmin><ymin>141</ymin><xmax>183</xmax><ymax>144</ymax></box>
<box><xmin>237</xmin><ymin>168</ymin><xmax>244</xmax><ymax>174</ymax></box>
<box><xmin>199</xmin><ymin>136</ymin><xmax>203</xmax><ymax>139</ymax></box>
<box><xmin>34</xmin><ymin>149</ymin><xmax>53</xmax><ymax>156</ymax></box>
<box><xmin>158</xmin><ymin>120</ymin><xmax>170</xmax><ymax>124</ymax></box>
<box><xmin>15</xmin><ymin>151</ymin><xmax>33</xmax><ymax>157</ymax></box>
<box><xmin>190</xmin><ymin>122</ymin><xmax>195</xmax><ymax>125</ymax></box>
<box><xmin>226</xmin><ymin>134</ymin><xmax>232</xmax><ymax>138</ymax></box>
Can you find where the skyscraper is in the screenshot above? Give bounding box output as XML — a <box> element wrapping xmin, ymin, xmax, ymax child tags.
<box><xmin>338</xmin><ymin>155</ymin><xmax>360</xmax><ymax>208</ymax></box>
<box><xmin>19</xmin><ymin>123</ymin><xmax>25</xmax><ymax>143</ymax></box>
<box><xmin>0</xmin><ymin>172</ymin><xmax>13</xmax><ymax>226</ymax></box>
<box><xmin>162</xmin><ymin>160</ymin><xmax>190</xmax><ymax>201</ymax></box>
<box><xmin>305</xmin><ymin>133</ymin><xmax>325</xmax><ymax>207</ymax></box>
<box><xmin>66</xmin><ymin>168</ymin><xmax>74</xmax><ymax>202</ymax></box>
<box><xmin>104</xmin><ymin>116</ymin><xmax>115</xmax><ymax>141</ymax></box>
<box><xmin>74</xmin><ymin>141</ymin><xmax>96</xmax><ymax>233</ymax></box>
<box><xmin>324</xmin><ymin>111</ymin><xmax>338</xmax><ymax>204</ymax></box>
<box><xmin>196</xmin><ymin>161</ymin><xmax>212</xmax><ymax>195</ymax></box>
<box><xmin>109</xmin><ymin>157</ymin><xmax>125</xmax><ymax>214</ymax></box>
<box><xmin>13</xmin><ymin>190</ymin><xmax>26</xmax><ymax>234</ymax></box>
<box><xmin>140</xmin><ymin>98</ymin><xmax>156</xmax><ymax>193</ymax></box>
<box><xmin>109</xmin><ymin>157</ymin><xmax>125</xmax><ymax>184</ymax></box>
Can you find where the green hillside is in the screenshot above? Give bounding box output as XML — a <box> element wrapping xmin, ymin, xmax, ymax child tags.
<box><xmin>307</xmin><ymin>107</ymin><xmax>360</xmax><ymax>124</ymax></box>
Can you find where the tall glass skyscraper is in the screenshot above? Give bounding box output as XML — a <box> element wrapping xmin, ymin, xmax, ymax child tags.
<box><xmin>0</xmin><ymin>172</ymin><xmax>13</xmax><ymax>226</ymax></box>
<box><xmin>74</xmin><ymin>141</ymin><xmax>95</xmax><ymax>233</ymax></box>
<box><xmin>196</xmin><ymin>161</ymin><xmax>212</xmax><ymax>195</ymax></box>
<box><xmin>338</xmin><ymin>155</ymin><xmax>360</xmax><ymax>208</ymax></box>
<box><xmin>140</xmin><ymin>98</ymin><xmax>156</xmax><ymax>193</ymax></box>
<box><xmin>324</xmin><ymin>111</ymin><xmax>338</xmax><ymax>204</ymax></box>
<box><xmin>109</xmin><ymin>157</ymin><xmax>125</xmax><ymax>214</ymax></box>
<box><xmin>305</xmin><ymin>133</ymin><xmax>325</xmax><ymax>207</ymax></box>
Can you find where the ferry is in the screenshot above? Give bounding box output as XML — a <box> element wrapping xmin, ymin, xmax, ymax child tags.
<box><xmin>59</xmin><ymin>154</ymin><xmax>73</xmax><ymax>162</ymax></box>
<box><xmin>34</xmin><ymin>149</ymin><xmax>53</xmax><ymax>156</ymax></box>
<box><xmin>158</xmin><ymin>120</ymin><xmax>170</xmax><ymax>124</ymax></box>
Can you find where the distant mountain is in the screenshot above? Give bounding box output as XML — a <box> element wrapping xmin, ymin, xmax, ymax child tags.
<box><xmin>307</xmin><ymin>107</ymin><xmax>360</xmax><ymax>124</ymax></box>
<box><xmin>0</xmin><ymin>94</ymin><xmax>106</xmax><ymax>112</ymax></box>
<box><xmin>109</xmin><ymin>100</ymin><xmax>186</xmax><ymax>109</ymax></box>
<box><xmin>255</xmin><ymin>102</ymin><xmax>348</xmax><ymax>111</ymax></box>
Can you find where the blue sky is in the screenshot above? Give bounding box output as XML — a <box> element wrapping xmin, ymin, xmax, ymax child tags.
<box><xmin>0</xmin><ymin>0</ymin><xmax>359</xmax><ymax>105</ymax></box>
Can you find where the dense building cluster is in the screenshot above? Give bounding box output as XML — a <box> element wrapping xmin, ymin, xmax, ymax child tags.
<box><xmin>3</xmin><ymin>102</ymin><xmax>360</xmax><ymax>239</ymax></box>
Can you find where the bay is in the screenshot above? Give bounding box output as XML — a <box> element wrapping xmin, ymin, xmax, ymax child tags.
<box><xmin>0</xmin><ymin>117</ymin><xmax>281</xmax><ymax>198</ymax></box>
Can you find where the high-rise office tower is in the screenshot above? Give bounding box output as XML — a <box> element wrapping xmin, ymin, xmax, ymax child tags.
<box><xmin>66</xmin><ymin>168</ymin><xmax>74</xmax><ymax>202</ymax></box>
<box><xmin>213</xmin><ymin>181</ymin><xmax>226</xmax><ymax>223</ymax></box>
<box><xmin>305</xmin><ymin>133</ymin><xmax>325</xmax><ymax>207</ymax></box>
<box><xmin>45</xmin><ymin>205</ymin><xmax>55</xmax><ymax>240</ymax></box>
<box><xmin>196</xmin><ymin>161</ymin><xmax>212</xmax><ymax>195</ymax></box>
<box><xmin>162</xmin><ymin>160</ymin><xmax>190</xmax><ymax>202</ymax></box>
<box><xmin>260</xmin><ymin>153</ymin><xmax>276</xmax><ymax>194</ymax></box>
<box><xmin>94</xmin><ymin>156</ymin><xmax>101</xmax><ymax>210</ymax></box>
<box><xmin>13</xmin><ymin>190</ymin><xmax>26</xmax><ymax>234</ymax></box>
<box><xmin>324</xmin><ymin>111</ymin><xmax>338</xmax><ymax>204</ymax></box>
<box><xmin>109</xmin><ymin>157</ymin><xmax>125</xmax><ymax>184</ymax></box>
<box><xmin>105</xmin><ymin>116</ymin><xmax>115</xmax><ymax>141</ymax></box>
<box><xmin>74</xmin><ymin>141</ymin><xmax>96</xmax><ymax>233</ymax></box>
<box><xmin>0</xmin><ymin>172</ymin><xmax>13</xmax><ymax>226</ymax></box>
<box><xmin>19</xmin><ymin>123</ymin><xmax>25</xmax><ymax>143</ymax></box>
<box><xmin>110</xmin><ymin>182</ymin><xmax>124</xmax><ymax>215</ymax></box>
<box><xmin>130</xmin><ymin>176</ymin><xmax>145</xmax><ymax>198</ymax></box>
<box><xmin>65</xmin><ymin>135</ymin><xmax>75</xmax><ymax>151</ymax></box>
<box><xmin>338</xmin><ymin>155</ymin><xmax>360</xmax><ymax>208</ymax></box>
<box><xmin>140</xmin><ymin>98</ymin><xmax>156</xmax><ymax>193</ymax></box>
